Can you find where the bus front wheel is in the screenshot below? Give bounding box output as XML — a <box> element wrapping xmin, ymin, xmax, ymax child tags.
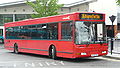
<box><xmin>14</xmin><ymin>44</ymin><xmax>19</xmax><ymax>54</ymax></box>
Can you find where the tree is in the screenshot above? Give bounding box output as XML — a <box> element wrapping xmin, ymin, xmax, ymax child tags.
<box><xmin>26</xmin><ymin>0</ymin><xmax>64</xmax><ymax>18</ymax></box>
<box><xmin>116</xmin><ymin>0</ymin><xmax>120</xmax><ymax>6</ymax></box>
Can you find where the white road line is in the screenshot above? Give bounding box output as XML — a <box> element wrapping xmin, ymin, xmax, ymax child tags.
<box><xmin>95</xmin><ymin>57</ymin><xmax>120</xmax><ymax>62</ymax></box>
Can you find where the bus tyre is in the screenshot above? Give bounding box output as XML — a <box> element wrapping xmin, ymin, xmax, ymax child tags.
<box><xmin>14</xmin><ymin>44</ymin><xmax>19</xmax><ymax>54</ymax></box>
<box><xmin>51</xmin><ymin>46</ymin><xmax>57</xmax><ymax>60</ymax></box>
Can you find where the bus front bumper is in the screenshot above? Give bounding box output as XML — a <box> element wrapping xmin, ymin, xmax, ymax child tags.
<box><xmin>73</xmin><ymin>47</ymin><xmax>108</xmax><ymax>58</ymax></box>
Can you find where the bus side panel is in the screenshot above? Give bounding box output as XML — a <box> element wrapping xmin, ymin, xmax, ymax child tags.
<box><xmin>4</xmin><ymin>39</ymin><xmax>27</xmax><ymax>52</ymax></box>
<box><xmin>22</xmin><ymin>40</ymin><xmax>74</xmax><ymax>58</ymax></box>
<box><xmin>23</xmin><ymin>40</ymin><xmax>51</xmax><ymax>55</ymax></box>
<box><xmin>4</xmin><ymin>39</ymin><xmax>14</xmax><ymax>51</ymax></box>
<box><xmin>4</xmin><ymin>39</ymin><xmax>75</xmax><ymax>58</ymax></box>
<box><xmin>54</xmin><ymin>41</ymin><xmax>74</xmax><ymax>58</ymax></box>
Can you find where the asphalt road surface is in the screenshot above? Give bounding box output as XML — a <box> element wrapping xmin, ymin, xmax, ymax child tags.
<box><xmin>0</xmin><ymin>44</ymin><xmax>120</xmax><ymax>68</ymax></box>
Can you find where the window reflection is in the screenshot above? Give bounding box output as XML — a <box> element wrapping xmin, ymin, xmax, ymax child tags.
<box><xmin>6</xmin><ymin>23</ymin><xmax>58</xmax><ymax>40</ymax></box>
<box><xmin>61</xmin><ymin>21</ymin><xmax>72</xmax><ymax>40</ymax></box>
<box><xmin>75</xmin><ymin>21</ymin><xmax>91</xmax><ymax>44</ymax></box>
<box><xmin>15</xmin><ymin>14</ymin><xmax>31</xmax><ymax>21</ymax></box>
<box><xmin>0</xmin><ymin>14</ymin><xmax>13</xmax><ymax>25</ymax></box>
<box><xmin>75</xmin><ymin>21</ymin><xmax>106</xmax><ymax>44</ymax></box>
<box><xmin>0</xmin><ymin>14</ymin><xmax>31</xmax><ymax>25</ymax></box>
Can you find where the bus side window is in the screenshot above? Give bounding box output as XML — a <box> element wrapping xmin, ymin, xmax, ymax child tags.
<box><xmin>36</xmin><ymin>24</ymin><xmax>48</xmax><ymax>39</ymax></box>
<box><xmin>47</xmin><ymin>23</ymin><xmax>58</xmax><ymax>40</ymax></box>
<box><xmin>6</xmin><ymin>27</ymin><xmax>17</xmax><ymax>39</ymax></box>
<box><xmin>36</xmin><ymin>23</ymin><xmax>58</xmax><ymax>40</ymax></box>
<box><xmin>61</xmin><ymin>21</ymin><xmax>72</xmax><ymax>40</ymax></box>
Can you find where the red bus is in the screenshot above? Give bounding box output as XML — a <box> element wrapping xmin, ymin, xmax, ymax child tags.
<box><xmin>4</xmin><ymin>12</ymin><xmax>108</xmax><ymax>59</ymax></box>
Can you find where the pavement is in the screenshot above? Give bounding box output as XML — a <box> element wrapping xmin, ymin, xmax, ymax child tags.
<box><xmin>104</xmin><ymin>52</ymin><xmax>120</xmax><ymax>60</ymax></box>
<box><xmin>104</xmin><ymin>40</ymin><xmax>120</xmax><ymax>60</ymax></box>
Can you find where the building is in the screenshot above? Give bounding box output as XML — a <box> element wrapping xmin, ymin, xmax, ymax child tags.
<box><xmin>0</xmin><ymin>0</ymin><xmax>97</xmax><ymax>40</ymax></box>
<box><xmin>117</xmin><ymin>13</ymin><xmax>120</xmax><ymax>33</ymax></box>
<box><xmin>0</xmin><ymin>0</ymin><xmax>120</xmax><ymax>37</ymax></box>
<box><xmin>0</xmin><ymin>0</ymin><xmax>96</xmax><ymax>25</ymax></box>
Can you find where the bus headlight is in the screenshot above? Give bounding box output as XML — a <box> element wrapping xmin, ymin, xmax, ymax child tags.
<box><xmin>81</xmin><ymin>53</ymin><xmax>87</xmax><ymax>55</ymax></box>
<box><xmin>102</xmin><ymin>51</ymin><xmax>107</xmax><ymax>53</ymax></box>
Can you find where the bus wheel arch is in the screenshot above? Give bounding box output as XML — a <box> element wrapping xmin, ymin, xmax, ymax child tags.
<box><xmin>49</xmin><ymin>45</ymin><xmax>57</xmax><ymax>60</ymax></box>
<box><xmin>14</xmin><ymin>43</ymin><xmax>19</xmax><ymax>54</ymax></box>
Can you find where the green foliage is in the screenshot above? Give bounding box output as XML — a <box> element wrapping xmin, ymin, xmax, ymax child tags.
<box><xmin>116</xmin><ymin>0</ymin><xmax>120</xmax><ymax>6</ymax></box>
<box><xmin>26</xmin><ymin>0</ymin><xmax>64</xmax><ymax>18</ymax></box>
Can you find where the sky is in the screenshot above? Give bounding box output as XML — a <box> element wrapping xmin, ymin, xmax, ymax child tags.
<box><xmin>0</xmin><ymin>0</ymin><xmax>82</xmax><ymax>4</ymax></box>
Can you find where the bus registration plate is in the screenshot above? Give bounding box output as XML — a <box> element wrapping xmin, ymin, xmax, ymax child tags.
<box><xmin>91</xmin><ymin>54</ymin><xmax>98</xmax><ymax>57</ymax></box>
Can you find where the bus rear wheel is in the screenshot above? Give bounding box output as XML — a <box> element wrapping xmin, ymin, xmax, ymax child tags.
<box><xmin>14</xmin><ymin>44</ymin><xmax>19</xmax><ymax>54</ymax></box>
<box><xmin>50</xmin><ymin>46</ymin><xmax>57</xmax><ymax>60</ymax></box>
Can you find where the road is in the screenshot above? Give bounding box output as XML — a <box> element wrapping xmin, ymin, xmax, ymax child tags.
<box><xmin>0</xmin><ymin>44</ymin><xmax>120</xmax><ymax>68</ymax></box>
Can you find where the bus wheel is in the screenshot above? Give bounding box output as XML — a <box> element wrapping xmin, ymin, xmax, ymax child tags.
<box><xmin>14</xmin><ymin>44</ymin><xmax>19</xmax><ymax>54</ymax></box>
<box><xmin>50</xmin><ymin>46</ymin><xmax>57</xmax><ymax>60</ymax></box>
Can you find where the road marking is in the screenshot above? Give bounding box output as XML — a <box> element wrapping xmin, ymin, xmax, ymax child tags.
<box><xmin>24</xmin><ymin>61</ymin><xmax>64</xmax><ymax>67</ymax></box>
<box><xmin>25</xmin><ymin>63</ymin><xmax>35</xmax><ymax>67</ymax></box>
<box><xmin>95</xmin><ymin>57</ymin><xmax>120</xmax><ymax>62</ymax></box>
<box><xmin>45</xmin><ymin>62</ymin><xmax>57</xmax><ymax>66</ymax></box>
<box><xmin>0</xmin><ymin>60</ymin><xmax>65</xmax><ymax>67</ymax></box>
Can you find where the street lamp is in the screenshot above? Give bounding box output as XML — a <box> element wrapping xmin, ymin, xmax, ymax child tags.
<box><xmin>109</xmin><ymin>15</ymin><xmax>116</xmax><ymax>55</ymax></box>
